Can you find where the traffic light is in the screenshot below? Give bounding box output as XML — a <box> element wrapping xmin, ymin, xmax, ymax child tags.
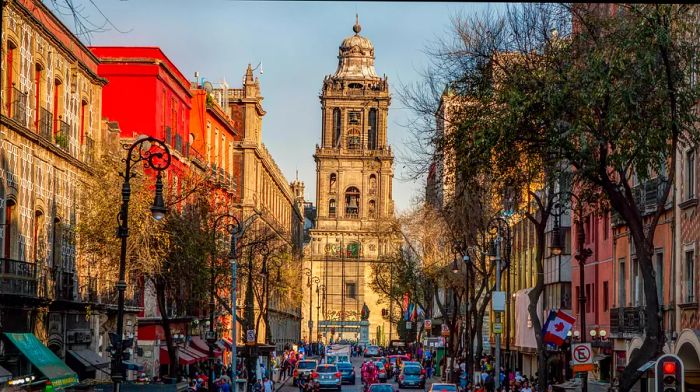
<box><xmin>655</xmin><ymin>354</ymin><xmax>684</xmax><ymax>392</ymax></box>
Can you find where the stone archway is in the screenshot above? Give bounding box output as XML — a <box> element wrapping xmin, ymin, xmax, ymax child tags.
<box><xmin>675</xmin><ymin>330</ymin><xmax>700</xmax><ymax>391</ymax></box>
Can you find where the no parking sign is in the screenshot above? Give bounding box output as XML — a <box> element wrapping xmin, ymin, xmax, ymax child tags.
<box><xmin>572</xmin><ymin>343</ymin><xmax>594</xmax><ymax>372</ymax></box>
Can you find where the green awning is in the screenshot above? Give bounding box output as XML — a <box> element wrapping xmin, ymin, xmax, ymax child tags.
<box><xmin>3</xmin><ymin>333</ymin><xmax>78</xmax><ymax>389</ymax></box>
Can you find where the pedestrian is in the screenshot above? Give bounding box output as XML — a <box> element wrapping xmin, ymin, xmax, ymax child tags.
<box><xmin>263</xmin><ymin>377</ymin><xmax>274</xmax><ymax>392</ymax></box>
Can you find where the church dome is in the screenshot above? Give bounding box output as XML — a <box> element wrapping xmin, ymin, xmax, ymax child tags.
<box><xmin>334</xmin><ymin>16</ymin><xmax>379</xmax><ymax>80</ymax></box>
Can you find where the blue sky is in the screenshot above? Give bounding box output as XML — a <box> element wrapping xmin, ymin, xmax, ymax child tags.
<box><xmin>50</xmin><ymin>1</ymin><xmax>505</xmax><ymax>213</ymax></box>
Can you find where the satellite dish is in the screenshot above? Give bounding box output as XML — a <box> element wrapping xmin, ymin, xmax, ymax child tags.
<box><xmin>203</xmin><ymin>81</ymin><xmax>213</xmax><ymax>93</ymax></box>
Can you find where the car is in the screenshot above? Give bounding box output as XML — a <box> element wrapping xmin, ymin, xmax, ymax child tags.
<box><xmin>374</xmin><ymin>361</ymin><xmax>388</xmax><ymax>382</ymax></box>
<box><xmin>293</xmin><ymin>360</ymin><xmax>318</xmax><ymax>386</ymax></box>
<box><xmin>368</xmin><ymin>383</ymin><xmax>397</xmax><ymax>392</ymax></box>
<box><xmin>394</xmin><ymin>361</ymin><xmax>420</xmax><ymax>382</ymax></box>
<box><xmin>428</xmin><ymin>384</ymin><xmax>458</xmax><ymax>392</ymax></box>
<box><xmin>364</xmin><ymin>345</ymin><xmax>380</xmax><ymax>357</ymax></box>
<box><xmin>397</xmin><ymin>365</ymin><xmax>426</xmax><ymax>389</ymax></box>
<box><xmin>313</xmin><ymin>364</ymin><xmax>342</xmax><ymax>391</ymax></box>
<box><xmin>336</xmin><ymin>361</ymin><xmax>356</xmax><ymax>385</ymax></box>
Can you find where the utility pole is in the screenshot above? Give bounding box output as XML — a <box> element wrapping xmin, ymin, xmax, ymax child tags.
<box><xmin>494</xmin><ymin>236</ymin><xmax>502</xmax><ymax>390</ymax></box>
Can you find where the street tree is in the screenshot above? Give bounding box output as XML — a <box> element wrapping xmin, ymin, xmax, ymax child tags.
<box><xmin>405</xmin><ymin>4</ymin><xmax>699</xmax><ymax>390</ymax></box>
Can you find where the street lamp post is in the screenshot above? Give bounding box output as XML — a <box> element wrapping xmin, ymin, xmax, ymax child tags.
<box><xmin>227</xmin><ymin>211</ymin><xmax>261</xmax><ymax>392</ymax></box>
<box><xmin>208</xmin><ymin>213</ymin><xmax>237</xmax><ymax>391</ymax></box>
<box><xmin>112</xmin><ymin>136</ymin><xmax>171</xmax><ymax>392</ymax></box>
<box><xmin>488</xmin><ymin>216</ymin><xmax>511</xmax><ymax>390</ymax></box>
<box><xmin>303</xmin><ymin>268</ymin><xmax>319</xmax><ymax>346</ymax></box>
<box><xmin>550</xmin><ymin>191</ymin><xmax>591</xmax><ymax>392</ymax></box>
<box><xmin>317</xmin><ymin>284</ymin><xmax>324</xmax><ymax>343</ymax></box>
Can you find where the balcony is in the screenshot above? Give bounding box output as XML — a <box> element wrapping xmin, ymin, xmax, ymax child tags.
<box><xmin>0</xmin><ymin>258</ymin><xmax>38</xmax><ymax>297</ymax></box>
<box><xmin>11</xmin><ymin>88</ymin><xmax>28</xmax><ymax>125</ymax></box>
<box><xmin>56</xmin><ymin>120</ymin><xmax>70</xmax><ymax>151</ymax></box>
<box><xmin>610</xmin><ymin>306</ymin><xmax>646</xmax><ymax>336</ymax></box>
<box><xmin>54</xmin><ymin>269</ymin><xmax>76</xmax><ymax>301</ymax></box>
<box><xmin>39</xmin><ymin>108</ymin><xmax>53</xmax><ymax>141</ymax></box>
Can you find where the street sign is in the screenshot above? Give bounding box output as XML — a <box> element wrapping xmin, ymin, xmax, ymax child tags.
<box><xmin>492</xmin><ymin>291</ymin><xmax>506</xmax><ymax>312</ymax></box>
<box><xmin>424</xmin><ymin>320</ymin><xmax>432</xmax><ymax>330</ymax></box>
<box><xmin>572</xmin><ymin>343</ymin><xmax>594</xmax><ymax>372</ymax></box>
<box><xmin>493</xmin><ymin>323</ymin><xmax>502</xmax><ymax>334</ymax></box>
<box><xmin>406</xmin><ymin>321</ymin><xmax>412</xmax><ymax>329</ymax></box>
<box><xmin>441</xmin><ymin>324</ymin><xmax>450</xmax><ymax>336</ymax></box>
<box><xmin>246</xmin><ymin>329</ymin><xmax>256</xmax><ymax>345</ymax></box>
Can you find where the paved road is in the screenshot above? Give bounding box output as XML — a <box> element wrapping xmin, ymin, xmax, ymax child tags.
<box><xmin>276</xmin><ymin>356</ymin><xmax>445</xmax><ymax>392</ymax></box>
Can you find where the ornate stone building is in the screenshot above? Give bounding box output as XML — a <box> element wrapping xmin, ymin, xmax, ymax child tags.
<box><xmin>304</xmin><ymin>18</ymin><xmax>397</xmax><ymax>345</ymax></box>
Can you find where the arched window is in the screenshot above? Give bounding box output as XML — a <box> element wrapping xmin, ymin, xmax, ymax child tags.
<box><xmin>332</xmin><ymin>108</ymin><xmax>341</xmax><ymax>148</ymax></box>
<box><xmin>346</xmin><ymin>128</ymin><xmax>361</xmax><ymax>150</ymax></box>
<box><xmin>329</xmin><ymin>173</ymin><xmax>337</xmax><ymax>192</ymax></box>
<box><xmin>345</xmin><ymin>187</ymin><xmax>360</xmax><ymax>218</ymax></box>
<box><xmin>33</xmin><ymin>210</ymin><xmax>44</xmax><ymax>262</ymax></box>
<box><xmin>3</xmin><ymin>199</ymin><xmax>15</xmax><ymax>259</ymax></box>
<box><xmin>368</xmin><ymin>108</ymin><xmax>377</xmax><ymax>149</ymax></box>
<box><xmin>368</xmin><ymin>200</ymin><xmax>376</xmax><ymax>219</ymax></box>
<box><xmin>329</xmin><ymin>199</ymin><xmax>336</xmax><ymax>218</ymax></box>
<box><xmin>369</xmin><ymin>174</ymin><xmax>377</xmax><ymax>195</ymax></box>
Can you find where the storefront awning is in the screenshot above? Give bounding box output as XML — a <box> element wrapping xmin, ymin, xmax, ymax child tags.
<box><xmin>160</xmin><ymin>347</ymin><xmax>199</xmax><ymax>365</ymax></box>
<box><xmin>3</xmin><ymin>333</ymin><xmax>78</xmax><ymax>389</ymax></box>
<box><xmin>190</xmin><ymin>336</ymin><xmax>222</xmax><ymax>357</ymax></box>
<box><xmin>67</xmin><ymin>349</ymin><xmax>110</xmax><ymax>371</ymax></box>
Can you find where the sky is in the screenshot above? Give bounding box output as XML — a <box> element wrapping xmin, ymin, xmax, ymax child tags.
<box><xmin>49</xmin><ymin>1</ymin><xmax>506</xmax><ymax>213</ymax></box>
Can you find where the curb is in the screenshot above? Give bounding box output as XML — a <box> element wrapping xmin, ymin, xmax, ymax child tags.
<box><xmin>275</xmin><ymin>374</ymin><xmax>293</xmax><ymax>392</ymax></box>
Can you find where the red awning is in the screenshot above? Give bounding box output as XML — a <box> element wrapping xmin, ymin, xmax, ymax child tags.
<box><xmin>160</xmin><ymin>347</ymin><xmax>197</xmax><ymax>365</ymax></box>
<box><xmin>182</xmin><ymin>346</ymin><xmax>208</xmax><ymax>362</ymax></box>
<box><xmin>190</xmin><ymin>336</ymin><xmax>222</xmax><ymax>357</ymax></box>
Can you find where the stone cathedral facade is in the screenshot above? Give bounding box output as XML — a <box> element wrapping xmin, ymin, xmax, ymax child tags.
<box><xmin>304</xmin><ymin>18</ymin><xmax>398</xmax><ymax>345</ymax></box>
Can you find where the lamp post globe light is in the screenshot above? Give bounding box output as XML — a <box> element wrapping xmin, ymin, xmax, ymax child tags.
<box><xmin>112</xmin><ymin>136</ymin><xmax>171</xmax><ymax>392</ymax></box>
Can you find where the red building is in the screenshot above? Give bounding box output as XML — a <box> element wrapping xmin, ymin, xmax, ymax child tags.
<box><xmin>88</xmin><ymin>46</ymin><xmax>193</xmax><ymax>180</ymax></box>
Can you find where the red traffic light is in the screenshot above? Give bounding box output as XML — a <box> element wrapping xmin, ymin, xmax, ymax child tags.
<box><xmin>662</xmin><ymin>361</ymin><xmax>677</xmax><ymax>375</ymax></box>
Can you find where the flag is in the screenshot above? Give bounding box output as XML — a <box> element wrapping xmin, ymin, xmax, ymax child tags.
<box><xmin>542</xmin><ymin>310</ymin><xmax>576</xmax><ymax>346</ymax></box>
<box><xmin>417</xmin><ymin>306</ymin><xmax>425</xmax><ymax>320</ymax></box>
<box><xmin>410</xmin><ymin>304</ymin><xmax>418</xmax><ymax>321</ymax></box>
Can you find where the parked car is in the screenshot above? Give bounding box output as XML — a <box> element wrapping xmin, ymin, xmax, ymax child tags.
<box><xmin>398</xmin><ymin>365</ymin><xmax>426</xmax><ymax>389</ymax></box>
<box><xmin>428</xmin><ymin>384</ymin><xmax>458</xmax><ymax>392</ymax></box>
<box><xmin>364</xmin><ymin>345</ymin><xmax>380</xmax><ymax>357</ymax></box>
<box><xmin>313</xmin><ymin>364</ymin><xmax>342</xmax><ymax>391</ymax></box>
<box><xmin>374</xmin><ymin>361</ymin><xmax>388</xmax><ymax>382</ymax></box>
<box><xmin>336</xmin><ymin>361</ymin><xmax>356</xmax><ymax>385</ymax></box>
<box><xmin>369</xmin><ymin>383</ymin><xmax>397</xmax><ymax>392</ymax></box>
<box><xmin>293</xmin><ymin>360</ymin><xmax>318</xmax><ymax>386</ymax></box>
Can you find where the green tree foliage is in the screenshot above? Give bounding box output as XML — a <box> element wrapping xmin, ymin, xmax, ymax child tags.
<box><xmin>406</xmin><ymin>4</ymin><xmax>699</xmax><ymax>390</ymax></box>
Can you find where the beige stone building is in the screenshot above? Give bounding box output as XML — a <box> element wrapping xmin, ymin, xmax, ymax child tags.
<box><xmin>304</xmin><ymin>18</ymin><xmax>398</xmax><ymax>345</ymax></box>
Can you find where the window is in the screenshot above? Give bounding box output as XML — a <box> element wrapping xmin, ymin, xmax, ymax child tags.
<box><xmin>52</xmin><ymin>79</ymin><xmax>61</xmax><ymax>135</ymax></box>
<box><xmin>34</xmin><ymin>64</ymin><xmax>42</xmax><ymax>129</ymax></box>
<box><xmin>33</xmin><ymin>211</ymin><xmax>43</xmax><ymax>262</ymax></box>
<box><xmin>330</xmin><ymin>173</ymin><xmax>337</xmax><ymax>192</ymax></box>
<box><xmin>346</xmin><ymin>282</ymin><xmax>357</xmax><ymax>299</ymax></box>
<box><xmin>332</xmin><ymin>108</ymin><xmax>341</xmax><ymax>147</ymax></box>
<box><xmin>575</xmin><ymin>286</ymin><xmax>580</xmax><ymax>314</ymax></box>
<box><xmin>686</xmin><ymin>250</ymin><xmax>695</xmax><ymax>303</ymax></box>
<box><xmin>5</xmin><ymin>42</ymin><xmax>16</xmax><ymax>114</ymax></box>
<box><xmin>586</xmin><ymin>284</ymin><xmax>591</xmax><ymax>313</ymax></box>
<box><xmin>80</xmin><ymin>100</ymin><xmax>87</xmax><ymax>144</ymax></box>
<box><xmin>687</xmin><ymin>149</ymin><xmax>695</xmax><ymax>199</ymax></box>
<box><xmin>618</xmin><ymin>258</ymin><xmax>626</xmax><ymax>306</ymax></box>
<box><xmin>656</xmin><ymin>252</ymin><xmax>664</xmax><ymax>306</ymax></box>
<box><xmin>368</xmin><ymin>108</ymin><xmax>377</xmax><ymax>149</ymax></box>
<box><xmin>603</xmin><ymin>281</ymin><xmax>609</xmax><ymax>312</ymax></box>
<box><xmin>348</xmin><ymin>111</ymin><xmax>361</xmax><ymax>125</ymax></box>
<box><xmin>603</xmin><ymin>212</ymin><xmax>609</xmax><ymax>240</ymax></box>
<box><xmin>633</xmin><ymin>258</ymin><xmax>643</xmax><ymax>306</ymax></box>
<box><xmin>345</xmin><ymin>187</ymin><xmax>360</xmax><ymax>217</ymax></box>
<box><xmin>329</xmin><ymin>199</ymin><xmax>336</xmax><ymax>218</ymax></box>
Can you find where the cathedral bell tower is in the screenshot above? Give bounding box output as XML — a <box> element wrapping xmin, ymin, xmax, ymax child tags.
<box><xmin>306</xmin><ymin>16</ymin><xmax>396</xmax><ymax>346</ymax></box>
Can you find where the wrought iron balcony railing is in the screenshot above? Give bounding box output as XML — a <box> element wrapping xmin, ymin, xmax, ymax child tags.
<box><xmin>11</xmin><ymin>88</ymin><xmax>28</xmax><ymax>125</ymax></box>
<box><xmin>56</xmin><ymin>120</ymin><xmax>70</xmax><ymax>151</ymax></box>
<box><xmin>84</xmin><ymin>136</ymin><xmax>95</xmax><ymax>165</ymax></box>
<box><xmin>39</xmin><ymin>108</ymin><xmax>53</xmax><ymax>141</ymax></box>
<box><xmin>610</xmin><ymin>306</ymin><xmax>646</xmax><ymax>335</ymax></box>
<box><xmin>0</xmin><ymin>258</ymin><xmax>38</xmax><ymax>297</ymax></box>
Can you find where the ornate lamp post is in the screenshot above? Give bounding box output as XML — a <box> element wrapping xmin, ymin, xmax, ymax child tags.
<box><xmin>112</xmin><ymin>137</ymin><xmax>171</xmax><ymax>392</ymax></box>
<box><xmin>303</xmin><ymin>268</ymin><xmax>320</xmax><ymax>345</ymax></box>
<box><xmin>487</xmin><ymin>216</ymin><xmax>511</xmax><ymax>390</ymax></box>
<box><xmin>317</xmin><ymin>284</ymin><xmax>325</xmax><ymax>343</ymax></box>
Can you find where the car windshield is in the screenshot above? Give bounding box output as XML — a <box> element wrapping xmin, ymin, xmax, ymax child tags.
<box><xmin>298</xmin><ymin>361</ymin><xmax>316</xmax><ymax>369</ymax></box>
<box><xmin>433</xmin><ymin>386</ymin><xmax>457</xmax><ymax>392</ymax></box>
<box><xmin>375</xmin><ymin>362</ymin><xmax>385</xmax><ymax>369</ymax></box>
<box><xmin>370</xmin><ymin>385</ymin><xmax>394</xmax><ymax>392</ymax></box>
<box><xmin>389</xmin><ymin>358</ymin><xmax>397</xmax><ymax>364</ymax></box>
<box><xmin>404</xmin><ymin>367</ymin><xmax>421</xmax><ymax>375</ymax></box>
<box><xmin>337</xmin><ymin>363</ymin><xmax>352</xmax><ymax>370</ymax></box>
<box><xmin>317</xmin><ymin>365</ymin><xmax>338</xmax><ymax>373</ymax></box>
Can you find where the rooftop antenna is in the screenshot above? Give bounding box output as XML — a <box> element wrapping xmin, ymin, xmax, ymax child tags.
<box><xmin>252</xmin><ymin>61</ymin><xmax>263</xmax><ymax>76</ymax></box>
